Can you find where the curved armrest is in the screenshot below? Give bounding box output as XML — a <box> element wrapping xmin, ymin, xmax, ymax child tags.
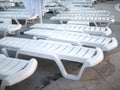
<box><xmin>1</xmin><ymin>58</ymin><xmax>38</xmax><ymax>87</ymax></box>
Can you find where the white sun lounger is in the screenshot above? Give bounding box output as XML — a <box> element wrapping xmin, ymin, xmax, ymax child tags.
<box><xmin>56</xmin><ymin>13</ymin><xmax>112</xmax><ymax>17</ymax></box>
<box><xmin>30</xmin><ymin>23</ymin><xmax>112</xmax><ymax>36</ymax></box>
<box><xmin>6</xmin><ymin>8</ymin><xmax>26</xmax><ymax>12</ymax></box>
<box><xmin>60</xmin><ymin>0</ymin><xmax>93</xmax><ymax>7</ymax></box>
<box><xmin>0</xmin><ymin>23</ymin><xmax>22</xmax><ymax>37</ymax></box>
<box><xmin>0</xmin><ymin>37</ymin><xmax>103</xmax><ymax>80</ymax></box>
<box><xmin>0</xmin><ymin>12</ymin><xmax>37</xmax><ymax>26</ymax></box>
<box><xmin>24</xmin><ymin>29</ymin><xmax>118</xmax><ymax>51</ymax></box>
<box><xmin>69</xmin><ymin>7</ymin><xmax>95</xmax><ymax>11</ymax></box>
<box><xmin>61</xmin><ymin>10</ymin><xmax>111</xmax><ymax>14</ymax></box>
<box><xmin>55</xmin><ymin>1</ymin><xmax>93</xmax><ymax>11</ymax></box>
<box><xmin>51</xmin><ymin>16</ymin><xmax>115</xmax><ymax>27</ymax></box>
<box><xmin>0</xmin><ymin>54</ymin><xmax>38</xmax><ymax>90</ymax></box>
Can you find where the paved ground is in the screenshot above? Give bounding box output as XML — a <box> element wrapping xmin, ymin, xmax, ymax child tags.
<box><xmin>1</xmin><ymin>0</ymin><xmax>120</xmax><ymax>90</ymax></box>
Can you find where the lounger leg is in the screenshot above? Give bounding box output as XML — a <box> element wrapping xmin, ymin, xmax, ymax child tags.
<box><xmin>33</xmin><ymin>36</ymin><xmax>38</xmax><ymax>40</ymax></box>
<box><xmin>52</xmin><ymin>9</ymin><xmax>56</xmax><ymax>15</ymax></box>
<box><xmin>4</xmin><ymin>31</ymin><xmax>8</xmax><ymax>37</ymax></box>
<box><xmin>1</xmin><ymin>48</ymin><xmax>9</xmax><ymax>57</ymax></box>
<box><xmin>55</xmin><ymin>56</ymin><xmax>88</xmax><ymax>80</ymax></box>
<box><xmin>13</xmin><ymin>17</ymin><xmax>20</xmax><ymax>25</ymax></box>
<box><xmin>25</xmin><ymin>20</ymin><xmax>28</xmax><ymax>26</ymax></box>
<box><xmin>94</xmin><ymin>22</ymin><xmax>98</xmax><ymax>27</ymax></box>
<box><xmin>60</xmin><ymin>21</ymin><xmax>63</xmax><ymax>24</ymax></box>
<box><xmin>15</xmin><ymin>51</ymin><xmax>19</xmax><ymax>58</ymax></box>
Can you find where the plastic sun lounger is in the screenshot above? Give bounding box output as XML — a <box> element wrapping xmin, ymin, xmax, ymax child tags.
<box><xmin>24</xmin><ymin>29</ymin><xmax>118</xmax><ymax>51</ymax></box>
<box><xmin>0</xmin><ymin>37</ymin><xmax>104</xmax><ymax>80</ymax></box>
<box><xmin>65</xmin><ymin>7</ymin><xmax>96</xmax><ymax>11</ymax></box>
<box><xmin>0</xmin><ymin>54</ymin><xmax>38</xmax><ymax>90</ymax></box>
<box><xmin>0</xmin><ymin>23</ymin><xmax>22</xmax><ymax>37</ymax></box>
<box><xmin>7</xmin><ymin>8</ymin><xmax>27</xmax><ymax>12</ymax></box>
<box><xmin>45</xmin><ymin>0</ymin><xmax>57</xmax><ymax>6</ymax></box>
<box><xmin>55</xmin><ymin>1</ymin><xmax>93</xmax><ymax>11</ymax></box>
<box><xmin>30</xmin><ymin>23</ymin><xmax>112</xmax><ymax>36</ymax></box>
<box><xmin>0</xmin><ymin>12</ymin><xmax>37</xmax><ymax>26</ymax></box>
<box><xmin>56</xmin><ymin>13</ymin><xmax>112</xmax><ymax>17</ymax></box>
<box><xmin>61</xmin><ymin>10</ymin><xmax>111</xmax><ymax>14</ymax></box>
<box><xmin>50</xmin><ymin>16</ymin><xmax>115</xmax><ymax>27</ymax></box>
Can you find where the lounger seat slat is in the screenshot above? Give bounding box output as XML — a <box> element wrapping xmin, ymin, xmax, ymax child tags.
<box><xmin>1</xmin><ymin>61</ymin><xmax>27</xmax><ymax>76</ymax></box>
<box><xmin>0</xmin><ymin>60</ymin><xmax>20</xmax><ymax>72</ymax></box>
<box><xmin>0</xmin><ymin>60</ymin><xmax>27</xmax><ymax>75</ymax></box>
<box><xmin>95</xmin><ymin>37</ymin><xmax>105</xmax><ymax>43</ymax></box>
<box><xmin>83</xmin><ymin>49</ymin><xmax>96</xmax><ymax>58</ymax></box>
<box><xmin>52</xmin><ymin>45</ymin><xmax>69</xmax><ymax>53</ymax></box>
<box><xmin>66</xmin><ymin>47</ymin><xmax>81</xmax><ymax>55</ymax></box>
<box><xmin>0</xmin><ymin>59</ymin><xmax>11</xmax><ymax>69</ymax></box>
<box><xmin>75</xmin><ymin>47</ymin><xmax>88</xmax><ymax>57</ymax></box>
<box><xmin>88</xmin><ymin>36</ymin><xmax>99</xmax><ymax>42</ymax></box>
<box><xmin>102</xmin><ymin>38</ymin><xmax>112</xmax><ymax>44</ymax></box>
<box><xmin>91</xmin><ymin>27</ymin><xmax>97</xmax><ymax>31</ymax></box>
<box><xmin>59</xmin><ymin>46</ymin><xmax>74</xmax><ymax>54</ymax></box>
<box><xmin>42</xmin><ymin>43</ymin><xmax>55</xmax><ymax>50</ymax></box>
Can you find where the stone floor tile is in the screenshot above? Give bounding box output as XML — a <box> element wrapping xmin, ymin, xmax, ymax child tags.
<box><xmin>56</xmin><ymin>78</ymin><xmax>84</xmax><ymax>89</ymax></box>
<box><xmin>100</xmin><ymin>70</ymin><xmax>120</xmax><ymax>90</ymax></box>
<box><xmin>80</xmin><ymin>68</ymin><xmax>101</xmax><ymax>81</ymax></box>
<box><xmin>81</xmin><ymin>69</ymin><xmax>113</xmax><ymax>90</ymax></box>
<box><xmin>94</xmin><ymin>61</ymin><xmax>115</xmax><ymax>77</ymax></box>
<box><xmin>42</xmin><ymin>82</ymin><xmax>59</xmax><ymax>90</ymax></box>
<box><xmin>82</xmin><ymin>79</ymin><xmax>113</xmax><ymax>90</ymax></box>
<box><xmin>71</xmin><ymin>88</ymin><xmax>87</xmax><ymax>90</ymax></box>
<box><xmin>109</xmin><ymin>52</ymin><xmax>120</xmax><ymax>71</ymax></box>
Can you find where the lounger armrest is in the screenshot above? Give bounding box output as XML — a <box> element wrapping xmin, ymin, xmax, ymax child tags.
<box><xmin>103</xmin><ymin>37</ymin><xmax>118</xmax><ymax>51</ymax></box>
<box><xmin>105</xmin><ymin>27</ymin><xmax>112</xmax><ymax>36</ymax></box>
<box><xmin>1</xmin><ymin>58</ymin><xmax>38</xmax><ymax>87</ymax></box>
<box><xmin>111</xmin><ymin>18</ymin><xmax>115</xmax><ymax>23</ymax></box>
<box><xmin>86</xmin><ymin>48</ymin><xmax>104</xmax><ymax>67</ymax></box>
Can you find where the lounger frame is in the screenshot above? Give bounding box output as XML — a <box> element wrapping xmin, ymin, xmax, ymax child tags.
<box><xmin>0</xmin><ymin>37</ymin><xmax>104</xmax><ymax>80</ymax></box>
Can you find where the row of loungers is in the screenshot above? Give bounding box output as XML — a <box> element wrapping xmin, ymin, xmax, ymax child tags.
<box><xmin>0</xmin><ymin>2</ymin><xmax>118</xmax><ymax>90</ymax></box>
<box><xmin>0</xmin><ymin>5</ymin><xmax>39</xmax><ymax>90</ymax></box>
